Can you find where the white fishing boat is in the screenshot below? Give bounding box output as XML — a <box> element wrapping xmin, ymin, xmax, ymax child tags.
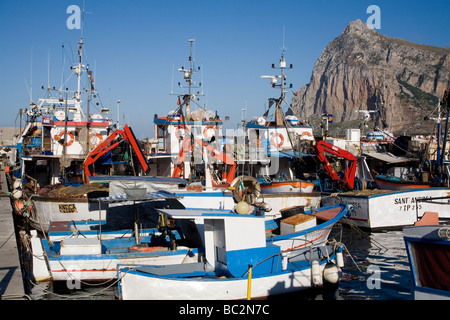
<box><xmin>8</xmin><ymin>26</ymin><xmax>155</xmax><ymax>233</ymax></box>
<box><xmin>32</xmin><ymin>188</ymin><xmax>347</xmax><ymax>283</ymax></box>
<box><xmin>321</xmin><ymin>188</ymin><xmax>450</xmax><ymax>230</ymax></box>
<box><xmin>31</xmin><ymin>190</ymin><xmax>198</xmax><ymax>282</ymax></box>
<box><xmin>403</xmin><ymin>209</ymin><xmax>450</xmax><ymax>299</ymax></box>
<box><xmin>31</xmin><ymin>196</ymin><xmax>348</xmax><ymax>281</ymax></box>
<box><xmin>260</xmin><ymin>180</ymin><xmax>315</xmax><ymax>194</ymax></box>
<box><xmin>117</xmin><ymin>207</ymin><xmax>345</xmax><ymax>300</ymax></box>
<box><xmin>10</xmin><ymin>31</ymin><xmax>114</xmax><ymax>189</ymax></box>
<box><xmin>240</xmin><ymin>44</ymin><xmax>316</xmax><ymax>196</ymax></box>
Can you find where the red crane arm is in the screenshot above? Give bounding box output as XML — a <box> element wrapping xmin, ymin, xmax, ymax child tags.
<box><xmin>172</xmin><ymin>136</ymin><xmax>236</xmax><ymax>185</ymax></box>
<box><xmin>314</xmin><ymin>140</ymin><xmax>357</xmax><ymax>190</ymax></box>
<box><xmin>83</xmin><ymin>124</ymin><xmax>149</xmax><ymax>182</ymax></box>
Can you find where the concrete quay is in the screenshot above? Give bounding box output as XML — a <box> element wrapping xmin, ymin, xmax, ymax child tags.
<box><xmin>0</xmin><ymin>171</ymin><xmax>28</xmax><ymax>300</ymax></box>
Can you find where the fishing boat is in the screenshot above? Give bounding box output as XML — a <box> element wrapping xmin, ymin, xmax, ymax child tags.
<box><xmin>117</xmin><ymin>207</ymin><xmax>345</xmax><ymax>300</ymax></box>
<box><xmin>321</xmin><ymin>188</ymin><xmax>450</xmax><ymax>230</ymax></box>
<box><xmin>10</xmin><ymin>33</ymin><xmax>115</xmax><ymax>189</ymax></box>
<box><xmin>403</xmin><ymin>210</ymin><xmax>450</xmax><ymax>299</ymax></box>
<box><xmin>240</xmin><ymin>44</ymin><xmax>316</xmax><ymax>194</ymax></box>
<box><xmin>32</xmin><ymin>185</ymin><xmax>347</xmax><ymax>282</ymax></box>
<box><xmin>260</xmin><ymin>179</ymin><xmax>314</xmax><ymax>194</ymax></box>
<box><xmin>374</xmin><ymin>89</ymin><xmax>450</xmax><ymax>191</ymax></box>
<box><xmin>31</xmin><ymin>190</ymin><xmax>198</xmax><ymax>282</ymax></box>
<box><xmin>7</xmin><ymin>24</ymin><xmax>157</xmax><ymax>233</ymax></box>
<box><xmin>374</xmin><ymin>173</ymin><xmax>433</xmax><ymax>191</ymax></box>
<box><xmin>147</xmin><ymin>40</ymin><xmax>322</xmax><ymax>218</ymax></box>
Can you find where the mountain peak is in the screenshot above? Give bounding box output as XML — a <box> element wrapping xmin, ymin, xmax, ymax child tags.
<box><xmin>292</xmin><ymin>20</ymin><xmax>450</xmax><ymax>135</ymax></box>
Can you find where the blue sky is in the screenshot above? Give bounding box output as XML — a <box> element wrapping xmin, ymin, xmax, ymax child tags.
<box><xmin>0</xmin><ymin>0</ymin><xmax>449</xmax><ymax>138</ymax></box>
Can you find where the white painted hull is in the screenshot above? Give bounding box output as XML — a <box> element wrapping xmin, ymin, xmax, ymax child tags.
<box><xmin>29</xmin><ymin>190</ymin><xmax>234</xmax><ymax>233</ymax></box>
<box><xmin>46</xmin><ymin>247</ymin><xmax>194</xmax><ymax>281</ymax></box>
<box><xmin>259</xmin><ymin>192</ymin><xmax>321</xmax><ymax>219</ymax></box>
<box><xmin>119</xmin><ymin>261</ymin><xmax>328</xmax><ymax>300</ymax></box>
<box><xmin>29</xmin><ymin>197</ymin><xmax>107</xmax><ymax>232</ymax></box>
<box><xmin>173</xmin><ymin>190</ymin><xmax>236</xmax><ymax>210</ymax></box>
<box><xmin>321</xmin><ymin>188</ymin><xmax>450</xmax><ymax>230</ymax></box>
<box><xmin>43</xmin><ymin>203</ymin><xmax>346</xmax><ymax>281</ymax></box>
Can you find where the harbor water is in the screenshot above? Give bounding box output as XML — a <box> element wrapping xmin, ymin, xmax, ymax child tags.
<box><xmin>26</xmin><ymin>224</ymin><xmax>413</xmax><ymax>300</ymax></box>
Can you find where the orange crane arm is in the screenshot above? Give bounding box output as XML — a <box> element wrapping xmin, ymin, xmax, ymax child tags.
<box><xmin>83</xmin><ymin>124</ymin><xmax>149</xmax><ymax>182</ymax></box>
<box><xmin>314</xmin><ymin>140</ymin><xmax>357</xmax><ymax>190</ymax></box>
<box><xmin>172</xmin><ymin>136</ymin><xmax>236</xmax><ymax>185</ymax></box>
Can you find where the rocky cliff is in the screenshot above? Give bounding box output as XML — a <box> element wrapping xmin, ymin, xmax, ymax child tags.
<box><xmin>291</xmin><ymin>19</ymin><xmax>450</xmax><ymax>135</ymax></box>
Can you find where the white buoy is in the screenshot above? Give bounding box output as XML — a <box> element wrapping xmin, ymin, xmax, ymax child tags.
<box><xmin>311</xmin><ymin>260</ymin><xmax>322</xmax><ymax>286</ymax></box>
<box><xmin>235</xmin><ymin>201</ymin><xmax>249</xmax><ymax>214</ymax></box>
<box><xmin>12</xmin><ymin>189</ymin><xmax>22</xmax><ymax>199</ymax></box>
<box><xmin>323</xmin><ymin>262</ymin><xmax>340</xmax><ymax>284</ymax></box>
<box><xmin>13</xmin><ymin>179</ymin><xmax>22</xmax><ymax>189</ymax></box>
<box><xmin>336</xmin><ymin>251</ymin><xmax>344</xmax><ymax>268</ymax></box>
<box><xmin>182</xmin><ymin>250</ymin><xmax>197</xmax><ymax>264</ymax></box>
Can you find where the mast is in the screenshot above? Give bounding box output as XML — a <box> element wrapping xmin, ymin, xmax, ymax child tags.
<box><xmin>172</xmin><ymin>39</ymin><xmax>204</xmax><ymax>121</ymax></box>
<box><xmin>260</xmin><ymin>39</ymin><xmax>293</xmax><ymax>126</ymax></box>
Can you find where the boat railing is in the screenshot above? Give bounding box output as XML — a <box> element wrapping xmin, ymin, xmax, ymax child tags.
<box><xmin>242</xmin><ymin>241</ymin><xmax>343</xmax><ymax>277</ymax></box>
<box><xmin>415</xmin><ymin>196</ymin><xmax>450</xmax><ymax>221</ymax></box>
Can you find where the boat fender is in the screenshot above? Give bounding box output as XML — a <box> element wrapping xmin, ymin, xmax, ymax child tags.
<box><xmin>311</xmin><ymin>260</ymin><xmax>322</xmax><ymax>286</ymax></box>
<box><xmin>336</xmin><ymin>251</ymin><xmax>344</xmax><ymax>268</ymax></box>
<box><xmin>235</xmin><ymin>201</ymin><xmax>250</xmax><ymax>214</ymax></box>
<box><xmin>12</xmin><ymin>189</ymin><xmax>22</xmax><ymax>199</ymax></box>
<box><xmin>182</xmin><ymin>250</ymin><xmax>198</xmax><ymax>264</ymax></box>
<box><xmin>13</xmin><ymin>179</ymin><xmax>22</xmax><ymax>189</ymax></box>
<box><xmin>323</xmin><ymin>262</ymin><xmax>340</xmax><ymax>284</ymax></box>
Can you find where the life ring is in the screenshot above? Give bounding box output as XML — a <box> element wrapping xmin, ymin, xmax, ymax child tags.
<box><xmin>229</xmin><ymin>175</ymin><xmax>261</xmax><ymax>205</ymax></box>
<box><xmin>89</xmin><ymin>132</ymin><xmax>104</xmax><ymax>147</ymax></box>
<box><xmin>54</xmin><ymin>131</ymin><xmax>74</xmax><ymax>146</ymax></box>
<box><xmin>300</xmin><ymin>131</ymin><xmax>313</xmax><ymax>139</ymax></box>
<box><xmin>175</xmin><ymin>125</ymin><xmax>190</xmax><ymax>139</ymax></box>
<box><xmin>203</xmin><ymin>125</ymin><xmax>216</xmax><ymax>140</ymax></box>
<box><xmin>270</xmin><ymin>133</ymin><xmax>284</xmax><ymax>147</ymax></box>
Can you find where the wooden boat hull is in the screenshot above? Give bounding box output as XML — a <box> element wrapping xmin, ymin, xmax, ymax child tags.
<box><xmin>374</xmin><ymin>175</ymin><xmax>432</xmax><ymax>191</ymax></box>
<box><xmin>260</xmin><ymin>181</ymin><xmax>315</xmax><ymax>194</ymax></box>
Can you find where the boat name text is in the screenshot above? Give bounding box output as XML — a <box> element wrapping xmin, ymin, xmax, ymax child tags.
<box><xmin>394</xmin><ymin>196</ymin><xmax>431</xmax><ymax>212</ymax></box>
